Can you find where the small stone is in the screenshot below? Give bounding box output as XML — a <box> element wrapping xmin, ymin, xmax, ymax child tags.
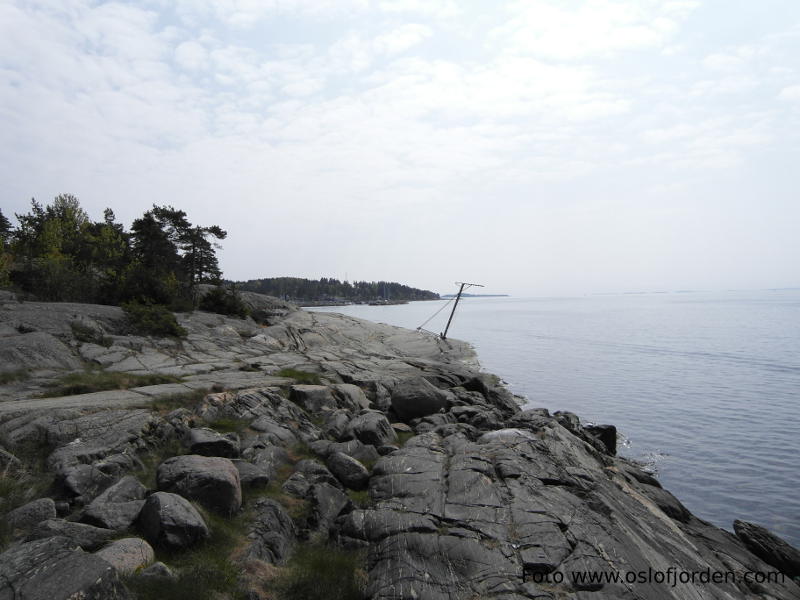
<box><xmin>95</xmin><ymin>537</ymin><xmax>154</xmax><ymax>575</ymax></box>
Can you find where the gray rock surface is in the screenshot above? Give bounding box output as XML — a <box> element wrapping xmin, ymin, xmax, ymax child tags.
<box><xmin>137</xmin><ymin>561</ymin><xmax>176</xmax><ymax>580</ymax></box>
<box><xmin>82</xmin><ymin>475</ymin><xmax>146</xmax><ymax>530</ymax></box>
<box><xmin>157</xmin><ymin>454</ymin><xmax>242</xmax><ymax>515</ymax></box>
<box><xmin>137</xmin><ymin>491</ymin><xmax>210</xmax><ymax>549</ymax></box>
<box><xmin>4</xmin><ymin>497</ymin><xmax>56</xmax><ymax>533</ymax></box>
<box><xmin>390</xmin><ymin>376</ymin><xmax>450</xmax><ymax>421</ymax></box>
<box><xmin>2</xmin><ymin>294</ymin><xmax>799</xmax><ymax>600</ymax></box>
<box><xmin>0</xmin><ymin>536</ymin><xmax>130</xmax><ymax>599</ymax></box>
<box><xmin>25</xmin><ymin>518</ymin><xmax>115</xmax><ymax>550</ymax></box>
<box><xmin>735</xmin><ymin>519</ymin><xmax>800</xmax><ymax>578</ymax></box>
<box><xmin>95</xmin><ymin>537</ymin><xmax>154</xmax><ymax>575</ymax></box>
<box><xmin>188</xmin><ymin>427</ymin><xmax>240</xmax><ymax>458</ymax></box>
<box><xmin>326</xmin><ymin>451</ymin><xmax>370</xmax><ymax>490</ymax></box>
<box><xmin>347</xmin><ymin>410</ymin><xmax>397</xmax><ymax>446</ymax></box>
<box><xmin>233</xmin><ymin>459</ymin><xmax>271</xmax><ymax>488</ymax></box>
<box><xmin>244</xmin><ymin>498</ymin><xmax>296</xmax><ymax>564</ymax></box>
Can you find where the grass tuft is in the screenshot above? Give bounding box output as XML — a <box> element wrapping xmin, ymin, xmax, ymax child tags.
<box><xmin>134</xmin><ymin>438</ymin><xmax>185</xmax><ymax>490</ymax></box>
<box><xmin>396</xmin><ymin>431</ymin><xmax>415</xmax><ymax>447</ymax></box>
<box><xmin>346</xmin><ymin>489</ymin><xmax>373</xmax><ymax>509</ymax></box>
<box><xmin>149</xmin><ymin>388</ymin><xmax>210</xmax><ymax>414</ymax></box>
<box><xmin>124</xmin><ymin>506</ymin><xmax>249</xmax><ymax>600</ymax></box>
<box><xmin>204</xmin><ymin>416</ymin><xmax>248</xmax><ymax>435</ymax></box>
<box><xmin>0</xmin><ymin>442</ymin><xmax>54</xmax><ymax>550</ymax></box>
<box><xmin>0</xmin><ymin>369</ymin><xmax>29</xmax><ymax>385</ymax></box>
<box><xmin>271</xmin><ymin>543</ymin><xmax>366</xmax><ymax>600</ymax></box>
<box><xmin>275</xmin><ymin>368</ymin><xmax>322</xmax><ymax>385</ymax></box>
<box><xmin>40</xmin><ymin>370</ymin><xmax>181</xmax><ymax>397</ymax></box>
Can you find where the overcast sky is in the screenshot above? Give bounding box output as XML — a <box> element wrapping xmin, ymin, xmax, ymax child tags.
<box><xmin>1</xmin><ymin>1</ymin><xmax>798</xmax><ymax>296</ymax></box>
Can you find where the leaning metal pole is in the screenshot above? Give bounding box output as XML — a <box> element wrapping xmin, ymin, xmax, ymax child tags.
<box><xmin>441</xmin><ymin>281</ymin><xmax>483</xmax><ymax>340</ymax></box>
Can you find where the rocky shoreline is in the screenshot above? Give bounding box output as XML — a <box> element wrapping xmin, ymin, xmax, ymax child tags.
<box><xmin>0</xmin><ymin>291</ymin><xmax>798</xmax><ymax>599</ymax></box>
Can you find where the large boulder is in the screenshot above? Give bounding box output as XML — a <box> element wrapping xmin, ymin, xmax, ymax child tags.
<box><xmin>188</xmin><ymin>427</ymin><xmax>240</xmax><ymax>458</ymax></box>
<box><xmin>244</xmin><ymin>498</ymin><xmax>296</xmax><ymax>564</ymax></box>
<box><xmin>138</xmin><ymin>491</ymin><xmax>210</xmax><ymax>549</ymax></box>
<box><xmin>331</xmin><ymin>384</ymin><xmax>371</xmax><ymax>411</ymax></box>
<box><xmin>326</xmin><ymin>451</ymin><xmax>370</xmax><ymax>491</ymax></box>
<box><xmin>82</xmin><ymin>475</ymin><xmax>146</xmax><ymax>531</ymax></box>
<box><xmin>347</xmin><ymin>410</ymin><xmax>397</xmax><ymax>447</ymax></box>
<box><xmin>734</xmin><ymin>520</ymin><xmax>800</xmax><ymax>577</ymax></box>
<box><xmin>4</xmin><ymin>498</ymin><xmax>56</xmax><ymax>534</ymax></box>
<box><xmin>232</xmin><ymin>459</ymin><xmax>271</xmax><ymax>488</ymax></box>
<box><xmin>95</xmin><ymin>537</ymin><xmax>154</xmax><ymax>575</ymax></box>
<box><xmin>25</xmin><ymin>519</ymin><xmax>115</xmax><ymax>551</ymax></box>
<box><xmin>390</xmin><ymin>377</ymin><xmax>450</xmax><ymax>421</ymax></box>
<box><xmin>0</xmin><ymin>536</ymin><xmax>130</xmax><ymax>599</ymax></box>
<box><xmin>289</xmin><ymin>385</ymin><xmax>336</xmax><ymax>413</ymax></box>
<box><xmin>157</xmin><ymin>455</ymin><xmax>241</xmax><ymax>515</ymax></box>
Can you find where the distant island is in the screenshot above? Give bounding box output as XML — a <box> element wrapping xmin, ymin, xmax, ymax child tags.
<box><xmin>440</xmin><ymin>293</ymin><xmax>509</xmax><ymax>298</ymax></box>
<box><xmin>231</xmin><ymin>277</ymin><xmax>439</xmax><ymax>306</ymax></box>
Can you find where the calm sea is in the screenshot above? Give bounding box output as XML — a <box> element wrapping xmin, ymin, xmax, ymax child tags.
<box><xmin>312</xmin><ymin>290</ymin><xmax>800</xmax><ymax>546</ymax></box>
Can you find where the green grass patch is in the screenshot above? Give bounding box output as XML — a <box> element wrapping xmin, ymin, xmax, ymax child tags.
<box><xmin>0</xmin><ymin>369</ymin><xmax>29</xmax><ymax>385</ymax></box>
<box><xmin>124</xmin><ymin>506</ymin><xmax>250</xmax><ymax>600</ymax></box>
<box><xmin>0</xmin><ymin>442</ymin><xmax>54</xmax><ymax>550</ymax></box>
<box><xmin>70</xmin><ymin>321</ymin><xmax>113</xmax><ymax>347</ymax></box>
<box><xmin>274</xmin><ymin>368</ymin><xmax>322</xmax><ymax>385</ymax></box>
<box><xmin>40</xmin><ymin>370</ymin><xmax>181</xmax><ymax>397</ymax></box>
<box><xmin>204</xmin><ymin>416</ymin><xmax>248</xmax><ymax>435</ymax></box>
<box><xmin>286</xmin><ymin>442</ymin><xmax>315</xmax><ymax>464</ymax></box>
<box><xmin>149</xmin><ymin>388</ymin><xmax>210</xmax><ymax>414</ymax></box>
<box><xmin>134</xmin><ymin>438</ymin><xmax>185</xmax><ymax>490</ymax></box>
<box><xmin>396</xmin><ymin>431</ymin><xmax>415</xmax><ymax>447</ymax></box>
<box><xmin>346</xmin><ymin>489</ymin><xmax>373</xmax><ymax>509</ymax></box>
<box><xmin>270</xmin><ymin>543</ymin><xmax>366</xmax><ymax>600</ymax></box>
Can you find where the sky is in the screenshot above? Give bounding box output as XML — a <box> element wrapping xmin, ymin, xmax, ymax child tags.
<box><xmin>1</xmin><ymin>0</ymin><xmax>799</xmax><ymax>297</ymax></box>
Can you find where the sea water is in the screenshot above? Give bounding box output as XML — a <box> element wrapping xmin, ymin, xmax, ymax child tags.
<box><xmin>311</xmin><ymin>290</ymin><xmax>800</xmax><ymax>546</ymax></box>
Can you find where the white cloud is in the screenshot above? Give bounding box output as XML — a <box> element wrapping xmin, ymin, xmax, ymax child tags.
<box><xmin>2</xmin><ymin>0</ymin><xmax>799</xmax><ymax>293</ymax></box>
<box><xmin>374</xmin><ymin>23</ymin><xmax>432</xmax><ymax>54</ymax></box>
<box><xmin>778</xmin><ymin>84</ymin><xmax>800</xmax><ymax>101</ymax></box>
<box><xmin>492</xmin><ymin>0</ymin><xmax>698</xmax><ymax>60</ymax></box>
<box><xmin>175</xmin><ymin>41</ymin><xmax>208</xmax><ymax>70</ymax></box>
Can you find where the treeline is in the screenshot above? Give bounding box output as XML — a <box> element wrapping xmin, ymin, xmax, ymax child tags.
<box><xmin>0</xmin><ymin>194</ymin><xmax>226</xmax><ymax>309</ymax></box>
<box><xmin>234</xmin><ymin>277</ymin><xmax>439</xmax><ymax>302</ymax></box>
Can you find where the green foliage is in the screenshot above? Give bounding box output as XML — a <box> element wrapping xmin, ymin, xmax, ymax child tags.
<box><xmin>0</xmin><ymin>442</ymin><xmax>54</xmax><ymax>550</ymax></box>
<box><xmin>148</xmin><ymin>388</ymin><xmax>210</xmax><ymax>414</ymax></box>
<box><xmin>70</xmin><ymin>321</ymin><xmax>112</xmax><ymax>347</ymax></box>
<box><xmin>123</xmin><ymin>301</ymin><xmax>187</xmax><ymax>337</ymax></box>
<box><xmin>199</xmin><ymin>286</ymin><xmax>249</xmax><ymax>318</ymax></box>
<box><xmin>134</xmin><ymin>438</ymin><xmax>186</xmax><ymax>490</ymax></box>
<box><xmin>203</xmin><ymin>416</ymin><xmax>248</xmax><ymax>435</ymax></box>
<box><xmin>275</xmin><ymin>368</ymin><xmax>322</xmax><ymax>385</ymax></box>
<box><xmin>6</xmin><ymin>196</ymin><xmax>227</xmax><ymax>308</ymax></box>
<box><xmin>396</xmin><ymin>431</ymin><xmax>415</xmax><ymax>447</ymax></box>
<box><xmin>40</xmin><ymin>370</ymin><xmax>181</xmax><ymax>397</ymax></box>
<box><xmin>124</xmin><ymin>506</ymin><xmax>248</xmax><ymax>600</ymax></box>
<box><xmin>0</xmin><ymin>369</ymin><xmax>29</xmax><ymax>385</ymax></box>
<box><xmin>271</xmin><ymin>543</ymin><xmax>366</xmax><ymax>600</ymax></box>
<box><xmin>346</xmin><ymin>489</ymin><xmax>374</xmax><ymax>509</ymax></box>
<box><xmin>235</xmin><ymin>276</ymin><xmax>439</xmax><ymax>303</ymax></box>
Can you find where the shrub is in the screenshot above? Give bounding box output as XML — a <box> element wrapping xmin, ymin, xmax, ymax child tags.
<box><xmin>122</xmin><ymin>301</ymin><xmax>187</xmax><ymax>337</ymax></box>
<box><xmin>199</xmin><ymin>286</ymin><xmax>249</xmax><ymax>319</ymax></box>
